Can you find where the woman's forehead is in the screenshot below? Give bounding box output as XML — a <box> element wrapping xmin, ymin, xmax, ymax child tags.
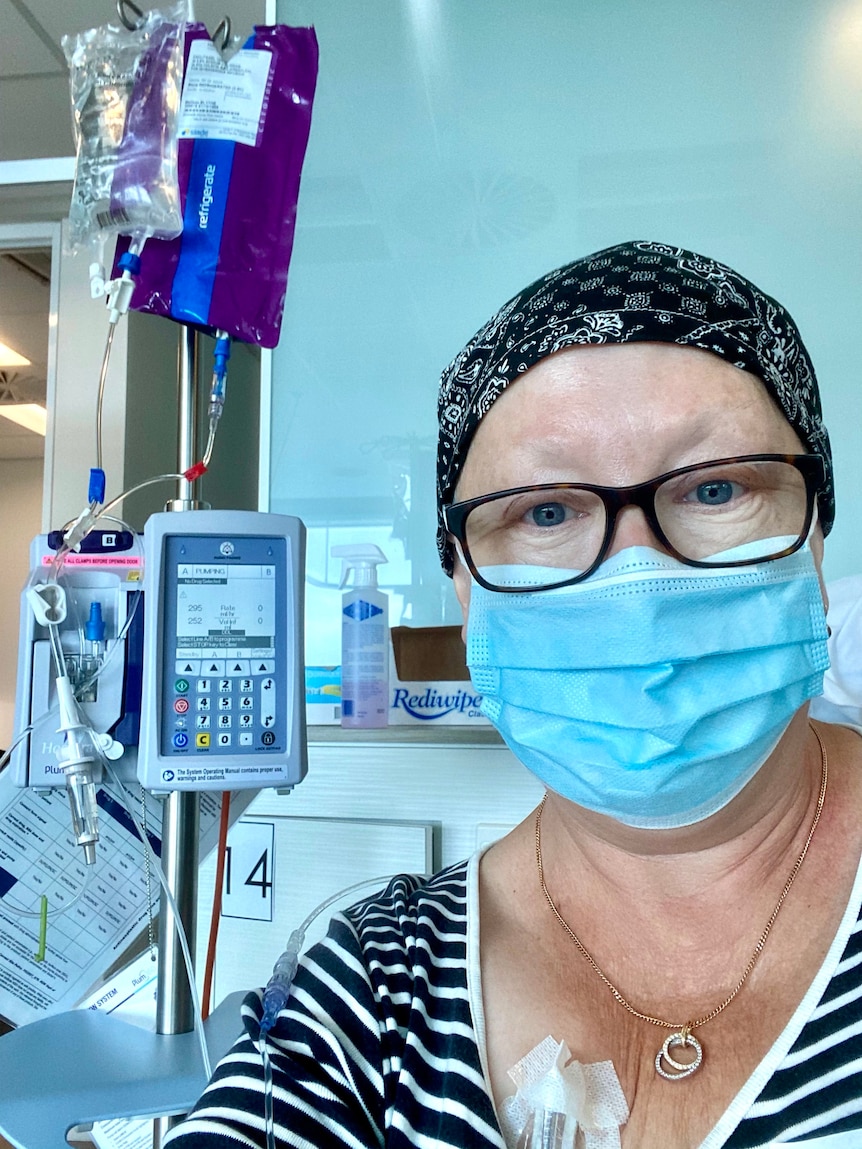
<box><xmin>456</xmin><ymin>343</ymin><xmax>803</xmax><ymax>494</ymax></box>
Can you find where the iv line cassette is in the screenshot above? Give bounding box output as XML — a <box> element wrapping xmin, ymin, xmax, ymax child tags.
<box><xmin>137</xmin><ymin>510</ymin><xmax>307</xmax><ymax>792</ymax></box>
<box><xmin>11</xmin><ymin>531</ymin><xmax>143</xmax><ymax>789</ymax></box>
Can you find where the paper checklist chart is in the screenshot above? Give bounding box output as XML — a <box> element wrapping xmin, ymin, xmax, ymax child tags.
<box><xmin>0</xmin><ymin>786</ymin><xmax>156</xmax><ymax>1025</ymax></box>
<box><xmin>0</xmin><ymin>775</ymin><xmax>247</xmax><ymax>1026</ymax></box>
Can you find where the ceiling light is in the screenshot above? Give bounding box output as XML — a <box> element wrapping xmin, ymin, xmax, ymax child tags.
<box><xmin>0</xmin><ymin>340</ymin><xmax>31</xmax><ymax>368</ymax></box>
<box><xmin>0</xmin><ymin>404</ymin><xmax>47</xmax><ymax>436</ymax></box>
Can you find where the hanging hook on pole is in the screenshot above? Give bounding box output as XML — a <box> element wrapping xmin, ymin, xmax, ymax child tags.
<box><xmin>212</xmin><ymin>16</ymin><xmax>232</xmax><ymax>51</ymax></box>
<box><xmin>116</xmin><ymin>0</ymin><xmax>145</xmax><ymax>31</ymax></box>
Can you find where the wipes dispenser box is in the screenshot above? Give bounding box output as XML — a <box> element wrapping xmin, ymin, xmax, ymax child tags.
<box><xmin>305</xmin><ymin>626</ymin><xmax>487</xmax><ymax>727</ymax></box>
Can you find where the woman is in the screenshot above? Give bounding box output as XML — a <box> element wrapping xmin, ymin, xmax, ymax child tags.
<box><xmin>167</xmin><ymin>243</ymin><xmax>862</xmax><ymax>1149</ymax></box>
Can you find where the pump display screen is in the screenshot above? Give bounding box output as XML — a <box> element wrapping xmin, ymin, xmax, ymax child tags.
<box><xmin>175</xmin><ymin>563</ymin><xmax>276</xmax><ymax>657</ymax></box>
<box><xmin>159</xmin><ymin>534</ymin><xmax>288</xmax><ymax>762</ymax></box>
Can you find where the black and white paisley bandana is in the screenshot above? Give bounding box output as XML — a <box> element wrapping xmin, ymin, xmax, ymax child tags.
<box><xmin>436</xmin><ymin>240</ymin><xmax>833</xmax><ymax>575</ymax></box>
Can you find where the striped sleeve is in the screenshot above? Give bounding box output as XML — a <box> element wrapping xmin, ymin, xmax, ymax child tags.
<box><xmin>725</xmin><ymin>917</ymin><xmax>862</xmax><ymax>1146</ymax></box>
<box><xmin>164</xmin><ymin>913</ymin><xmax>390</xmax><ymax>1149</ymax></box>
<box><xmin>164</xmin><ymin>865</ymin><xmax>504</xmax><ymax>1149</ymax></box>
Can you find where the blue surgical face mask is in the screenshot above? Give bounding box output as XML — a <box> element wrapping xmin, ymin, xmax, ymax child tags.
<box><xmin>467</xmin><ymin>543</ymin><xmax>829</xmax><ymax>829</ymax></box>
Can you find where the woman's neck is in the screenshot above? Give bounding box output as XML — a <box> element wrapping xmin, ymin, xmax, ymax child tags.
<box><xmin>530</xmin><ymin>712</ymin><xmax>830</xmax><ymax>1010</ymax></box>
<box><xmin>539</xmin><ymin>710</ymin><xmax>822</xmax><ymax>904</ymax></box>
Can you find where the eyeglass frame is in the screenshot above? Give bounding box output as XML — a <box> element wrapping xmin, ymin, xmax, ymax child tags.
<box><xmin>443</xmin><ymin>453</ymin><xmax>826</xmax><ymax>593</ymax></box>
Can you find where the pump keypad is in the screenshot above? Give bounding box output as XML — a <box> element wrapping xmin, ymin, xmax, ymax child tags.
<box><xmin>169</xmin><ymin>658</ymin><xmax>277</xmax><ymax>754</ymax></box>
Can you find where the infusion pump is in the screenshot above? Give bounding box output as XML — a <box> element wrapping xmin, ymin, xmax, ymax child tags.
<box><xmin>13</xmin><ymin>510</ymin><xmax>307</xmax><ymax>794</ymax></box>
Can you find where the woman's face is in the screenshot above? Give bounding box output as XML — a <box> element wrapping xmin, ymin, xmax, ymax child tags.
<box><xmin>451</xmin><ymin>341</ymin><xmax>821</xmax><ymax>617</ymax></box>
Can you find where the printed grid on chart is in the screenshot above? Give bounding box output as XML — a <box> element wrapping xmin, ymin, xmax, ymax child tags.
<box><xmin>0</xmin><ymin>788</ymin><xmax>157</xmax><ymax>983</ymax></box>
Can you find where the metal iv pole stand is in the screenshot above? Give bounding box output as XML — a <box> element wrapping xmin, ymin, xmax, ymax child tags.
<box><xmin>154</xmin><ymin>325</ymin><xmax>205</xmax><ymax>1148</ymax></box>
<box><xmin>0</xmin><ymin>326</ymin><xmax>246</xmax><ymax>1149</ymax></box>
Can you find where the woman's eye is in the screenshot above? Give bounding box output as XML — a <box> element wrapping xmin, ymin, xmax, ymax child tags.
<box><xmin>528</xmin><ymin>502</ymin><xmax>568</xmax><ymax>526</ymax></box>
<box><xmin>689</xmin><ymin>479</ymin><xmax>740</xmax><ymax>506</ymax></box>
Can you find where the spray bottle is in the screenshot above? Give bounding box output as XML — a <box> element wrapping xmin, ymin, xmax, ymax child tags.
<box><xmin>331</xmin><ymin>545</ymin><xmax>389</xmax><ymax>729</ymax></box>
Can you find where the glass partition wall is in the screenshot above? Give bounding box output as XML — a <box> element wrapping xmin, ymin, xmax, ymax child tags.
<box><xmin>270</xmin><ymin>0</ymin><xmax>862</xmax><ymax>671</ymax></box>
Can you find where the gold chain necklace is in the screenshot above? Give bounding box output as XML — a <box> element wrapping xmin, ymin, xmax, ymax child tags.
<box><xmin>535</xmin><ymin>723</ymin><xmax>828</xmax><ymax>1081</ymax></box>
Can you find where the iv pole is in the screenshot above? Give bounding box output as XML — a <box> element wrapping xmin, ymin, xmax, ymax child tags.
<box><xmin>154</xmin><ymin>325</ymin><xmax>205</xmax><ymax>1147</ymax></box>
<box><xmin>0</xmin><ymin>327</ymin><xmax>244</xmax><ymax>1149</ymax></box>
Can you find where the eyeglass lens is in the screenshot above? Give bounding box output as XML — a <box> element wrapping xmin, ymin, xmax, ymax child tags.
<box><xmin>462</xmin><ymin>459</ymin><xmax>810</xmax><ymax>588</ymax></box>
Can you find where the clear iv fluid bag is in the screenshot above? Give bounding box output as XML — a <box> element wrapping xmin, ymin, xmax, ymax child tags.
<box><xmin>62</xmin><ymin>2</ymin><xmax>186</xmax><ymax>254</ymax></box>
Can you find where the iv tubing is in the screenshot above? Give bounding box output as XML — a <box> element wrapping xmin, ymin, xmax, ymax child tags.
<box><xmin>258</xmin><ymin>876</ymin><xmax>402</xmax><ymax>1144</ymax></box>
<box><xmin>3</xmin><ymin>866</ymin><xmax>93</xmax><ymax>921</ymax></box>
<box><xmin>59</xmin><ymin>473</ymin><xmax>188</xmax><ymax>555</ymax></box>
<box><xmin>98</xmin><ymin>472</ymin><xmax>187</xmax><ymax>520</ymax></box>
<box><xmin>94</xmin><ymin>325</ymin><xmax>115</xmax><ymax>477</ymax></box>
<box><xmin>103</xmin><ymin>759</ymin><xmax>213</xmax><ymax>1081</ymax></box>
<box><xmin>201</xmin><ymin>791</ymin><xmax>230</xmax><ymax>1021</ymax></box>
<box><xmin>93</xmin><ymin>235</ymin><xmax>146</xmax><ymax>488</ymax></box>
<box><xmin>55</xmin><ymin>465</ymin><xmax>207</xmax><ymax>562</ymax></box>
<box><xmin>259</xmin><ymin>873</ymin><xmax>399</xmax><ymax>1036</ymax></box>
<box><xmin>0</xmin><ymin>725</ymin><xmax>33</xmax><ymax>777</ymax></box>
<box><xmin>201</xmin><ymin>424</ymin><xmax>217</xmax><ymax>470</ymax></box>
<box><xmin>258</xmin><ymin>873</ymin><xmax>394</xmax><ymax>1149</ymax></box>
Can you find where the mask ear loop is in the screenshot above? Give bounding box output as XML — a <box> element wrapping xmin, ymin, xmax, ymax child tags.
<box><xmin>805</xmin><ymin>502</ymin><xmax>831</xmax><ymax>635</ymax></box>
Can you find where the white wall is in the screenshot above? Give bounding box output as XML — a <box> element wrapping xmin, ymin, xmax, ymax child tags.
<box><xmin>0</xmin><ymin>458</ymin><xmax>43</xmax><ymax>748</ymax></box>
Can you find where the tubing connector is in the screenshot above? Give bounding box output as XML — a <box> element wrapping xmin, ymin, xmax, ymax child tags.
<box><xmin>88</xmin><ymin>468</ymin><xmax>106</xmax><ymax>506</ymax></box>
<box><xmin>63</xmin><ymin>505</ymin><xmax>99</xmax><ymax>552</ymax></box>
<box><xmin>106</xmin><ymin>269</ymin><xmax>137</xmax><ymax>326</ymax></box>
<box><xmin>89</xmin><ymin>263</ymin><xmax>108</xmax><ymax>300</ymax></box>
<box><xmin>213</xmin><ymin>333</ymin><xmax>231</xmax><ymax>383</ymax></box>
<box><xmin>260</xmin><ymin>929</ymin><xmax>304</xmax><ymax>1035</ymax></box>
<box><xmin>184</xmin><ymin>461</ymin><xmax>208</xmax><ymax>482</ymax></box>
<box><xmin>56</xmin><ymin>675</ymin><xmax>101</xmax><ymax>865</ymax></box>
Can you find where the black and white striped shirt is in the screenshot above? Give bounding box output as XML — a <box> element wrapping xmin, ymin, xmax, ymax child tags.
<box><xmin>167</xmin><ymin>852</ymin><xmax>862</xmax><ymax>1149</ymax></box>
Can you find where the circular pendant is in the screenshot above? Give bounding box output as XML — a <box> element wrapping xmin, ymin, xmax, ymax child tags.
<box><xmin>655</xmin><ymin>1031</ymin><xmax>703</xmax><ymax>1080</ymax></box>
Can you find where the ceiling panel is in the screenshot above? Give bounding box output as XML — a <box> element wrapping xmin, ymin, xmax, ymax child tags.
<box><xmin>0</xmin><ymin>76</ymin><xmax>75</xmax><ymax>161</ymax></box>
<box><xmin>0</xmin><ymin>417</ymin><xmax>45</xmax><ymax>460</ymax></box>
<box><xmin>0</xmin><ymin>0</ymin><xmax>64</xmax><ymax>77</ymax></box>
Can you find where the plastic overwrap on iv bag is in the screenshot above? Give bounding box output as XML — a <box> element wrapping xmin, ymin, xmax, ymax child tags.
<box><xmin>114</xmin><ymin>23</ymin><xmax>319</xmax><ymax>348</ymax></box>
<box><xmin>62</xmin><ymin>3</ymin><xmax>186</xmax><ymax>255</ymax></box>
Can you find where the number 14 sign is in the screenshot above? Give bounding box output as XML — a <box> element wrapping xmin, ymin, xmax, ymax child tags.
<box><xmin>222</xmin><ymin>819</ymin><xmax>275</xmax><ymax>922</ymax></box>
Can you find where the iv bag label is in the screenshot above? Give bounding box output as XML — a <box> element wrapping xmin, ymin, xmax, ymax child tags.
<box><xmin>178</xmin><ymin>41</ymin><xmax>274</xmax><ymax>147</ymax></box>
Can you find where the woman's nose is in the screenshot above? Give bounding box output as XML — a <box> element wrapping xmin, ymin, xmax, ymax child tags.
<box><xmin>605</xmin><ymin>504</ymin><xmax>665</xmax><ymax>558</ymax></box>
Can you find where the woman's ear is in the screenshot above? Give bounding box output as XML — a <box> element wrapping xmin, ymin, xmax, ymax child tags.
<box><xmin>451</xmin><ymin>546</ymin><xmax>472</xmax><ymax>642</ymax></box>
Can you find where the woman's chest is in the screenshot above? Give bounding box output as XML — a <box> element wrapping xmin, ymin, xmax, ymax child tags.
<box><xmin>477</xmin><ymin>891</ymin><xmax>850</xmax><ymax>1149</ymax></box>
<box><xmin>482</xmin><ymin>977</ymin><xmax>788</xmax><ymax>1149</ymax></box>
